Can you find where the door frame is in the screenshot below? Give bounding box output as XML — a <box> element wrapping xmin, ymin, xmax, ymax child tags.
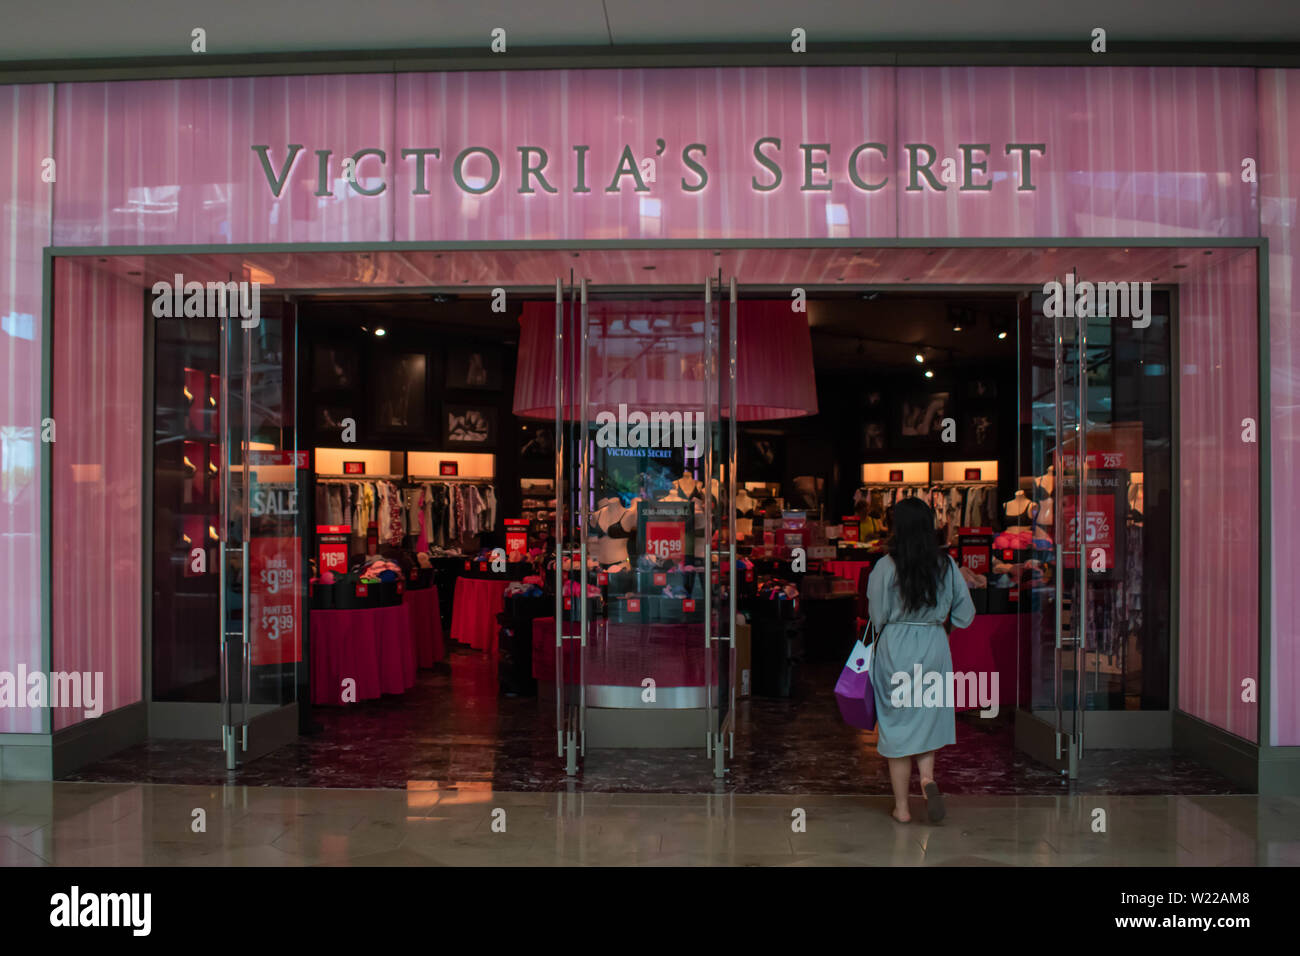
<box><xmin>38</xmin><ymin>237</ymin><xmax>1274</xmax><ymax>788</ymax></box>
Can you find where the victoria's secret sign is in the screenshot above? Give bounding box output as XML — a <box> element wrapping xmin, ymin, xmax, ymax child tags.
<box><xmin>252</xmin><ymin>140</ymin><xmax>1046</xmax><ymax>198</ymax></box>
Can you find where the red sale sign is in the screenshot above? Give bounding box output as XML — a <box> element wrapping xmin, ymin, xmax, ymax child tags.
<box><xmin>319</xmin><ymin>541</ymin><xmax>348</xmax><ymax>574</ymax></box>
<box><xmin>249</xmin><ymin>537</ymin><xmax>301</xmax><ymax>666</ymax></box>
<box><xmin>1063</xmin><ymin>494</ymin><xmax>1116</xmax><ymax>569</ymax></box>
<box><xmin>644</xmin><ymin>521</ymin><xmax>685</xmax><ymax>561</ymax></box>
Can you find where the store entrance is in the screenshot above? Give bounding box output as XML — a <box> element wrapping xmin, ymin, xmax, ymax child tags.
<box><xmin>65</xmin><ymin>241</ymin><xmax>1244</xmax><ymax>794</ymax></box>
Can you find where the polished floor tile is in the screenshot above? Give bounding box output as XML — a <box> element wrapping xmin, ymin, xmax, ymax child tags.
<box><xmin>62</xmin><ymin>646</ymin><xmax>1245</xmax><ymax>796</ymax></box>
<box><xmin>1</xmin><ymin>781</ymin><xmax>1291</xmax><ymax>867</ymax></box>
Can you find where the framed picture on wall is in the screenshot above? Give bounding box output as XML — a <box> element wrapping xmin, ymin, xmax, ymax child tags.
<box><xmin>316</xmin><ymin>404</ymin><xmax>356</xmax><ymax>433</ymax></box>
<box><xmin>369</xmin><ymin>352</ymin><xmax>428</xmax><ymax>433</ymax></box>
<box><xmin>738</xmin><ymin>432</ymin><xmax>784</xmax><ymax>482</ymax></box>
<box><xmin>962</xmin><ymin>405</ymin><xmax>997</xmax><ymax>452</ymax></box>
<box><xmin>862</xmin><ymin>419</ymin><xmax>886</xmax><ymax>451</ymax></box>
<box><xmin>445</xmin><ymin>405</ymin><xmax>498</xmax><ymax>447</ymax></box>
<box><xmin>520</xmin><ymin>423</ymin><xmax>555</xmax><ymax>459</ymax></box>
<box><xmin>313</xmin><ymin>344</ymin><xmax>360</xmax><ymax>391</ymax></box>
<box><xmin>898</xmin><ymin>391</ymin><xmax>951</xmax><ymax>442</ymax></box>
<box><xmin>445</xmin><ymin>345</ymin><xmax>502</xmax><ymax>391</ymax></box>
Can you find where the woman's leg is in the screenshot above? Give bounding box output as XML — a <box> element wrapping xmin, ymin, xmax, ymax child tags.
<box><xmin>916</xmin><ymin>750</ymin><xmax>946</xmax><ymax>822</ymax></box>
<box><xmin>887</xmin><ymin>756</ymin><xmax>912</xmax><ymax>822</ymax></box>
<box><xmin>916</xmin><ymin>750</ymin><xmax>936</xmax><ymax>788</ymax></box>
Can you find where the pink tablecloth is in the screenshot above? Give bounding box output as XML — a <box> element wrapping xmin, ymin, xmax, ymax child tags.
<box><xmin>404</xmin><ymin>586</ymin><xmax>445</xmax><ymax>667</ymax></box>
<box><xmin>449</xmin><ymin>576</ymin><xmax>506</xmax><ymax>653</ymax></box>
<box><xmin>948</xmin><ymin>612</ymin><xmax>1018</xmax><ymax>710</ymax></box>
<box><xmin>311</xmin><ymin>603</ymin><xmax>416</xmax><ymax>705</ymax></box>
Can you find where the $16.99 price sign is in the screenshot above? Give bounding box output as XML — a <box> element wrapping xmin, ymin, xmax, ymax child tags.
<box><xmin>644</xmin><ymin>520</ymin><xmax>685</xmax><ymax>561</ymax></box>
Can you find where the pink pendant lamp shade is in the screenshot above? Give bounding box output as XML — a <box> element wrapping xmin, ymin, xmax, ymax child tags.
<box><xmin>512</xmin><ymin>300</ymin><xmax>818</xmax><ymax>421</ymax></box>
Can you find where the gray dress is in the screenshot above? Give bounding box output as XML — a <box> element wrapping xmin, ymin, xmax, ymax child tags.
<box><xmin>867</xmin><ymin>555</ymin><xmax>976</xmax><ymax>758</ymax></box>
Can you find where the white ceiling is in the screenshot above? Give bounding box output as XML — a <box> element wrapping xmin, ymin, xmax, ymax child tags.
<box><xmin>2</xmin><ymin>0</ymin><xmax>1298</xmax><ymax>63</ymax></box>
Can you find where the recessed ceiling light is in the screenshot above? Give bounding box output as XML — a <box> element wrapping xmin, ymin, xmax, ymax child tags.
<box><xmin>914</xmin><ymin>353</ymin><xmax>925</xmax><ymax>363</ymax></box>
<box><xmin>374</xmin><ymin>327</ymin><xmax>386</xmax><ymax>337</ymax></box>
<box><xmin>997</xmin><ymin>331</ymin><xmax>1008</xmax><ymax>340</ymax></box>
<box><xmin>952</xmin><ymin>324</ymin><xmax>963</xmax><ymax>332</ymax></box>
<box><xmin>924</xmin><ymin>369</ymin><xmax>934</xmax><ymax>378</ymax></box>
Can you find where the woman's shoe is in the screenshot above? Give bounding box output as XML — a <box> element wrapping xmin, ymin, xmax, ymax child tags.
<box><xmin>922</xmin><ymin>781</ymin><xmax>945</xmax><ymax>823</ymax></box>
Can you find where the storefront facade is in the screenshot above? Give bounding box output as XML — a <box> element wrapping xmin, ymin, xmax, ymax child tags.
<box><xmin>0</xmin><ymin>60</ymin><xmax>1296</xmax><ymax>790</ymax></box>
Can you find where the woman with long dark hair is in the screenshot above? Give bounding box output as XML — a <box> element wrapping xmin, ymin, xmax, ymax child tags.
<box><xmin>867</xmin><ymin>496</ymin><xmax>976</xmax><ymax>823</ymax></box>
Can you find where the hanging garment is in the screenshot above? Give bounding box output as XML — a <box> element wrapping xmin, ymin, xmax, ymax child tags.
<box><xmin>481</xmin><ymin>485</ymin><xmax>497</xmax><ymax>532</ymax></box>
<box><xmin>386</xmin><ymin>481</ymin><xmax>405</xmax><ymax>544</ymax></box>
<box><xmin>428</xmin><ymin>483</ymin><xmax>449</xmax><ymax>545</ymax></box>
<box><xmin>946</xmin><ymin>488</ymin><xmax>963</xmax><ymax>541</ymax></box>
<box><xmin>416</xmin><ymin>486</ymin><xmax>429</xmax><ymax>552</ymax></box>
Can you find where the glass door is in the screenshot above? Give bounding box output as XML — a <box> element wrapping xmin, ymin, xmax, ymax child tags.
<box><xmin>553</xmin><ymin>276</ymin><xmax>583</xmax><ymax>775</ymax></box>
<box><xmin>1017</xmin><ymin>274</ymin><xmax>1174</xmax><ymax>776</ymax></box>
<box><xmin>1016</xmin><ymin>284</ymin><xmax>1086</xmax><ymax>776</ymax></box>
<box><xmin>220</xmin><ymin>294</ymin><xmax>303</xmax><ymax>768</ymax></box>
<box><xmin>554</xmin><ymin>274</ymin><xmax>735</xmax><ymax>774</ymax></box>
<box><xmin>707</xmin><ymin>277</ymin><xmax>738</xmax><ymax>778</ymax></box>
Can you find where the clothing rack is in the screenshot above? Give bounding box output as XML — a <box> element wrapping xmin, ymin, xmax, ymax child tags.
<box><xmin>407</xmin><ymin>475</ymin><xmax>495</xmax><ymax>483</ymax></box>
<box><xmin>856</xmin><ymin>480</ymin><xmax>997</xmax><ymax>489</ymax></box>
<box><xmin>317</xmin><ymin>473</ymin><xmax>404</xmax><ymax>481</ymax></box>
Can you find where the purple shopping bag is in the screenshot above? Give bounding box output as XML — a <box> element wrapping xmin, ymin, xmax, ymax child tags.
<box><xmin>834</xmin><ymin>636</ymin><xmax>876</xmax><ymax>730</ymax></box>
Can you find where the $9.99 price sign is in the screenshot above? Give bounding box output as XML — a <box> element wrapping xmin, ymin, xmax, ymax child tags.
<box><xmin>249</xmin><ymin>537</ymin><xmax>301</xmax><ymax>665</ymax></box>
<box><xmin>644</xmin><ymin>521</ymin><xmax>686</xmax><ymax>561</ymax></box>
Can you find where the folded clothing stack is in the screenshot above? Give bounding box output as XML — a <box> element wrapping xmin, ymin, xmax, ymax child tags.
<box><xmin>504</xmin><ymin>580</ymin><xmax>545</xmax><ymax>598</ymax></box>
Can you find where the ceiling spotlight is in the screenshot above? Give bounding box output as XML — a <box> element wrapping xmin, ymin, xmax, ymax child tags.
<box><xmin>997</xmin><ymin>331</ymin><xmax>1008</xmax><ymax>340</ymax></box>
<box><xmin>952</xmin><ymin>322</ymin><xmax>963</xmax><ymax>332</ymax></box>
<box><xmin>374</xmin><ymin>327</ymin><xmax>387</xmax><ymax>337</ymax></box>
<box><xmin>914</xmin><ymin>353</ymin><xmax>925</xmax><ymax>364</ymax></box>
<box><xmin>924</xmin><ymin>369</ymin><xmax>934</xmax><ymax>379</ymax></box>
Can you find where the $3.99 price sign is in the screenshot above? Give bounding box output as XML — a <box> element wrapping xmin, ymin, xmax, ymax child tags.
<box><xmin>644</xmin><ymin>520</ymin><xmax>686</xmax><ymax>561</ymax></box>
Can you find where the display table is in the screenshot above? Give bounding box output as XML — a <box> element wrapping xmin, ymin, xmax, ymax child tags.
<box><xmin>947</xmin><ymin>611</ymin><xmax>1018</xmax><ymax>711</ymax></box>
<box><xmin>822</xmin><ymin>559</ymin><xmax>873</xmax><ymax>585</ymax></box>
<box><xmin>404</xmin><ymin>586</ymin><xmax>446</xmax><ymax>668</ymax></box>
<box><xmin>449</xmin><ymin>576</ymin><xmax>507</xmax><ymax>653</ymax></box>
<box><xmin>311</xmin><ymin>603</ymin><xmax>417</xmax><ymax>705</ymax></box>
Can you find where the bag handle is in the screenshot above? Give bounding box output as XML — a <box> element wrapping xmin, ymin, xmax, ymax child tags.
<box><xmin>862</xmin><ymin>619</ymin><xmax>879</xmax><ymax>646</ymax></box>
